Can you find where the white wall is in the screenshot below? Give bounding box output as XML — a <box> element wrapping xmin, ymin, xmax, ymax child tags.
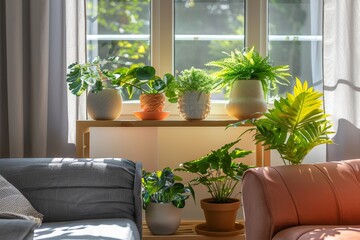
<box><xmin>90</xmin><ymin>126</ymin><xmax>326</xmax><ymax>220</ymax></box>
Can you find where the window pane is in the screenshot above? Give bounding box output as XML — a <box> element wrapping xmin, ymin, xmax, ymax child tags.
<box><xmin>174</xmin><ymin>0</ymin><xmax>245</xmax><ymax>80</ymax></box>
<box><xmin>86</xmin><ymin>0</ymin><xmax>151</xmax><ymax>100</ymax></box>
<box><xmin>268</xmin><ymin>0</ymin><xmax>323</xmax><ymax>98</ymax></box>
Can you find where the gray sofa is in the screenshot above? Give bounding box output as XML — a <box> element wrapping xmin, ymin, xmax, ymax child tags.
<box><xmin>0</xmin><ymin>158</ymin><xmax>142</xmax><ymax>240</ymax></box>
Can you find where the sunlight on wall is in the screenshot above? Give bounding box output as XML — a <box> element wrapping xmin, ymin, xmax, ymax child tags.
<box><xmin>90</xmin><ymin>127</ymin><xmax>325</xmax><ymax>220</ymax></box>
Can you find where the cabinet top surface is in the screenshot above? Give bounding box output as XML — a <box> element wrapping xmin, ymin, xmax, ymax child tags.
<box><xmin>76</xmin><ymin>119</ymin><xmax>249</xmax><ymax>128</ymax></box>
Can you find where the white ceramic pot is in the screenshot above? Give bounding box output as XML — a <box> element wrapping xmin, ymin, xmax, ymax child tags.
<box><xmin>145</xmin><ymin>202</ymin><xmax>181</xmax><ymax>235</ymax></box>
<box><xmin>87</xmin><ymin>88</ymin><xmax>122</xmax><ymax>120</ymax></box>
<box><xmin>178</xmin><ymin>91</ymin><xmax>210</xmax><ymax>120</ymax></box>
<box><xmin>226</xmin><ymin>80</ymin><xmax>267</xmax><ymax>120</ymax></box>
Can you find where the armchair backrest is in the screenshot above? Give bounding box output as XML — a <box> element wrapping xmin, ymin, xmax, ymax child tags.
<box><xmin>242</xmin><ymin>159</ymin><xmax>360</xmax><ymax>240</ymax></box>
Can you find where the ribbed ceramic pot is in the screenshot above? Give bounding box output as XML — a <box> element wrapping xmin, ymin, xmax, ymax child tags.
<box><xmin>178</xmin><ymin>91</ymin><xmax>210</xmax><ymax>120</ymax></box>
<box><xmin>145</xmin><ymin>202</ymin><xmax>181</xmax><ymax>235</ymax></box>
<box><xmin>140</xmin><ymin>93</ymin><xmax>165</xmax><ymax>112</ymax></box>
<box><xmin>226</xmin><ymin>80</ymin><xmax>267</xmax><ymax>120</ymax></box>
<box><xmin>87</xmin><ymin>88</ymin><xmax>122</xmax><ymax>120</ymax></box>
<box><xmin>200</xmin><ymin>198</ymin><xmax>240</xmax><ymax>232</ymax></box>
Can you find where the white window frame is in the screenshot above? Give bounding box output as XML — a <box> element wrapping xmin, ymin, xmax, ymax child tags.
<box><xmin>87</xmin><ymin>0</ymin><xmax>322</xmax><ymax>119</ymax></box>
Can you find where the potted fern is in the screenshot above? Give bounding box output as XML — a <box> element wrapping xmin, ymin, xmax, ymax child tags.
<box><xmin>176</xmin><ymin>139</ymin><xmax>253</xmax><ymax>235</ymax></box>
<box><xmin>166</xmin><ymin>67</ymin><xmax>220</xmax><ymax>120</ymax></box>
<box><xmin>206</xmin><ymin>47</ymin><xmax>291</xmax><ymax>120</ymax></box>
<box><xmin>142</xmin><ymin>167</ymin><xmax>193</xmax><ymax>235</ymax></box>
<box><xmin>229</xmin><ymin>78</ymin><xmax>333</xmax><ymax>165</ymax></box>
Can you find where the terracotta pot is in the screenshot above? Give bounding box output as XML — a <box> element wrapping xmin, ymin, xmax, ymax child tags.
<box><xmin>87</xmin><ymin>88</ymin><xmax>122</xmax><ymax>120</ymax></box>
<box><xmin>140</xmin><ymin>93</ymin><xmax>165</xmax><ymax>112</ymax></box>
<box><xmin>200</xmin><ymin>198</ymin><xmax>240</xmax><ymax>232</ymax></box>
<box><xmin>178</xmin><ymin>91</ymin><xmax>210</xmax><ymax>120</ymax></box>
<box><xmin>226</xmin><ymin>80</ymin><xmax>267</xmax><ymax>120</ymax></box>
<box><xmin>145</xmin><ymin>202</ymin><xmax>181</xmax><ymax>235</ymax></box>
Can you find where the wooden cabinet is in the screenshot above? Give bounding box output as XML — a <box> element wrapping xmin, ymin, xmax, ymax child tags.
<box><xmin>76</xmin><ymin>120</ymin><xmax>270</xmax><ymax>167</ymax></box>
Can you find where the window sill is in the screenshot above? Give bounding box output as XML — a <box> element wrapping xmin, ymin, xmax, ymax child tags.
<box><xmin>119</xmin><ymin>100</ymin><xmax>274</xmax><ymax>120</ymax></box>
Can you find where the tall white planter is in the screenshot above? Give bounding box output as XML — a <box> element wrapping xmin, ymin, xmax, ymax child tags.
<box><xmin>145</xmin><ymin>202</ymin><xmax>181</xmax><ymax>235</ymax></box>
<box><xmin>178</xmin><ymin>91</ymin><xmax>211</xmax><ymax>120</ymax></box>
<box><xmin>226</xmin><ymin>80</ymin><xmax>267</xmax><ymax>120</ymax></box>
<box><xmin>87</xmin><ymin>89</ymin><xmax>122</xmax><ymax>120</ymax></box>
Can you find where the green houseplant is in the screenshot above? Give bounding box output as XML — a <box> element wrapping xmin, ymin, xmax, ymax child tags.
<box><xmin>66</xmin><ymin>56</ymin><xmax>125</xmax><ymax>120</ymax></box>
<box><xmin>176</xmin><ymin>139</ymin><xmax>253</xmax><ymax>232</ymax></box>
<box><xmin>142</xmin><ymin>167</ymin><xmax>193</xmax><ymax>235</ymax></box>
<box><xmin>66</xmin><ymin>56</ymin><xmax>122</xmax><ymax>96</ymax></box>
<box><xmin>206</xmin><ymin>47</ymin><xmax>291</xmax><ymax>120</ymax></box>
<box><xmin>114</xmin><ymin>65</ymin><xmax>175</xmax><ymax>120</ymax></box>
<box><xmin>67</xmin><ymin>57</ymin><xmax>175</xmax><ymax>120</ymax></box>
<box><xmin>229</xmin><ymin>78</ymin><xmax>333</xmax><ymax>165</ymax></box>
<box><xmin>166</xmin><ymin>67</ymin><xmax>220</xmax><ymax>120</ymax></box>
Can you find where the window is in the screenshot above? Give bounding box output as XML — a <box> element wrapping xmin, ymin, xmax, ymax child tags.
<box><xmin>86</xmin><ymin>0</ymin><xmax>151</xmax><ymax>100</ymax></box>
<box><xmin>268</xmin><ymin>0</ymin><xmax>323</xmax><ymax>98</ymax></box>
<box><xmin>86</xmin><ymin>0</ymin><xmax>323</xmax><ymax>104</ymax></box>
<box><xmin>174</xmin><ymin>0</ymin><xmax>245</xmax><ymax>74</ymax></box>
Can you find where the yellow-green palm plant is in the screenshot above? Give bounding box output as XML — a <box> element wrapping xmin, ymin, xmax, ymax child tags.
<box><xmin>229</xmin><ymin>78</ymin><xmax>334</xmax><ymax>165</ymax></box>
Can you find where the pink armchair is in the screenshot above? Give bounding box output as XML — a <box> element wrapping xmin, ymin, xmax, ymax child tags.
<box><xmin>242</xmin><ymin>159</ymin><xmax>360</xmax><ymax>240</ymax></box>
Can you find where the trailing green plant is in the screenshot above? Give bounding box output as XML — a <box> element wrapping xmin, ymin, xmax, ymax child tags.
<box><xmin>66</xmin><ymin>56</ymin><xmax>174</xmax><ymax>98</ymax></box>
<box><xmin>206</xmin><ymin>46</ymin><xmax>291</xmax><ymax>96</ymax></box>
<box><xmin>165</xmin><ymin>67</ymin><xmax>220</xmax><ymax>103</ymax></box>
<box><xmin>66</xmin><ymin>56</ymin><xmax>122</xmax><ymax>96</ymax></box>
<box><xmin>176</xmin><ymin>139</ymin><xmax>253</xmax><ymax>203</ymax></box>
<box><xmin>229</xmin><ymin>78</ymin><xmax>334</xmax><ymax>165</ymax></box>
<box><xmin>142</xmin><ymin>167</ymin><xmax>193</xmax><ymax>209</ymax></box>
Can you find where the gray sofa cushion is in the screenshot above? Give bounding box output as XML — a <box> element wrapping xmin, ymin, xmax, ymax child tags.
<box><xmin>34</xmin><ymin>218</ymin><xmax>140</xmax><ymax>240</ymax></box>
<box><xmin>0</xmin><ymin>158</ymin><xmax>143</xmax><ymax>236</ymax></box>
<box><xmin>0</xmin><ymin>219</ymin><xmax>37</xmax><ymax>240</ymax></box>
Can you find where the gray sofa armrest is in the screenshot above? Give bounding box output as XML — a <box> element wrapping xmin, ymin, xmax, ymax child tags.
<box><xmin>134</xmin><ymin>162</ymin><xmax>143</xmax><ymax>237</ymax></box>
<box><xmin>0</xmin><ymin>219</ymin><xmax>36</xmax><ymax>240</ymax></box>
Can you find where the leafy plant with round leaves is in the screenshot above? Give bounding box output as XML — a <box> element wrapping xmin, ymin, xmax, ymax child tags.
<box><xmin>206</xmin><ymin>46</ymin><xmax>291</xmax><ymax>96</ymax></box>
<box><xmin>113</xmin><ymin>65</ymin><xmax>175</xmax><ymax>99</ymax></box>
<box><xmin>176</xmin><ymin>139</ymin><xmax>253</xmax><ymax>203</ymax></box>
<box><xmin>142</xmin><ymin>167</ymin><xmax>193</xmax><ymax>209</ymax></box>
<box><xmin>66</xmin><ymin>56</ymin><xmax>174</xmax><ymax>99</ymax></box>
<box><xmin>165</xmin><ymin>67</ymin><xmax>221</xmax><ymax>103</ymax></box>
<box><xmin>228</xmin><ymin>78</ymin><xmax>334</xmax><ymax>165</ymax></box>
<box><xmin>66</xmin><ymin>56</ymin><xmax>122</xmax><ymax>96</ymax></box>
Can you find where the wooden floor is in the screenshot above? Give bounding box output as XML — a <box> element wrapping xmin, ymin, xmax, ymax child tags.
<box><xmin>143</xmin><ymin>221</ymin><xmax>245</xmax><ymax>240</ymax></box>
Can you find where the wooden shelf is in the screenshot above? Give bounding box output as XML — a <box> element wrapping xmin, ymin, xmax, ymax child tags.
<box><xmin>143</xmin><ymin>221</ymin><xmax>245</xmax><ymax>240</ymax></box>
<box><xmin>75</xmin><ymin>119</ymin><xmax>270</xmax><ymax>167</ymax></box>
<box><xmin>76</xmin><ymin>119</ymin><xmax>242</xmax><ymax>128</ymax></box>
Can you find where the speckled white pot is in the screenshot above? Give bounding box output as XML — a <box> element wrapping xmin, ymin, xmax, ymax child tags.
<box><xmin>178</xmin><ymin>91</ymin><xmax>210</xmax><ymax>120</ymax></box>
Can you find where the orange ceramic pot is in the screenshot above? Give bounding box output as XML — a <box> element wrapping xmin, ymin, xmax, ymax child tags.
<box><xmin>140</xmin><ymin>93</ymin><xmax>165</xmax><ymax>112</ymax></box>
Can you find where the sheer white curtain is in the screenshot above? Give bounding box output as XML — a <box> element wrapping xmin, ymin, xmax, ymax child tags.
<box><xmin>324</xmin><ymin>0</ymin><xmax>360</xmax><ymax>161</ymax></box>
<box><xmin>0</xmin><ymin>0</ymin><xmax>86</xmax><ymax>157</ymax></box>
<box><xmin>66</xmin><ymin>0</ymin><xmax>87</xmax><ymax>144</ymax></box>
